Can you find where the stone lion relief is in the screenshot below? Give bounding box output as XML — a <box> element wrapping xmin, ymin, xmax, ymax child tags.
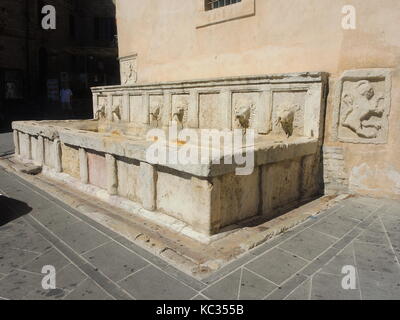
<box><xmin>341</xmin><ymin>80</ymin><xmax>384</xmax><ymax>139</ymax></box>
<box><xmin>95</xmin><ymin>98</ymin><xmax>107</xmax><ymax>120</ymax></box>
<box><xmin>172</xmin><ymin>95</ymin><xmax>189</xmax><ymax>128</ymax></box>
<box><xmin>233</xmin><ymin>96</ymin><xmax>256</xmax><ymax>132</ymax></box>
<box><xmin>335</xmin><ymin>69</ymin><xmax>392</xmax><ymax>144</ymax></box>
<box><xmin>112</xmin><ymin>97</ymin><xmax>122</xmax><ymax>121</ymax></box>
<box><xmin>120</xmin><ymin>55</ymin><xmax>137</xmax><ymax>85</ymax></box>
<box><xmin>274</xmin><ymin>104</ymin><xmax>300</xmax><ymax>138</ymax></box>
<box><xmin>149</xmin><ymin>96</ymin><xmax>163</xmax><ymax>128</ymax></box>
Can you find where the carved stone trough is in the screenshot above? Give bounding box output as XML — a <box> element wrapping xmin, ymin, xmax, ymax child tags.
<box><xmin>12</xmin><ymin>72</ymin><xmax>327</xmax><ymax>243</ymax></box>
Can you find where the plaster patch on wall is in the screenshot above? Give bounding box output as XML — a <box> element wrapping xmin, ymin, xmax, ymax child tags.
<box><xmin>349</xmin><ymin>163</ymin><xmax>400</xmax><ymax>195</ymax></box>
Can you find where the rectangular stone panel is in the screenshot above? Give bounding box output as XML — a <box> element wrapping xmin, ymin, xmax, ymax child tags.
<box><xmin>149</xmin><ymin>95</ymin><xmax>164</xmax><ymax>128</ymax></box>
<box><xmin>198</xmin><ymin>93</ymin><xmax>225</xmax><ymax>130</ymax></box>
<box><xmin>129</xmin><ymin>95</ymin><xmax>144</xmax><ymax>124</ymax></box>
<box><xmin>44</xmin><ymin>138</ymin><xmax>53</xmax><ymax>167</ymax></box>
<box><xmin>262</xmin><ymin>159</ymin><xmax>301</xmax><ymax>218</ymax></box>
<box><xmin>156</xmin><ymin>171</ymin><xmax>216</xmax><ymax>234</ymax></box>
<box><xmin>88</xmin><ymin>151</ymin><xmax>107</xmax><ymax>190</ymax></box>
<box><xmin>271</xmin><ymin>91</ymin><xmax>306</xmax><ymax>137</ymax></box>
<box><xmin>30</xmin><ymin>136</ymin><xmax>38</xmax><ymax>162</ymax></box>
<box><xmin>61</xmin><ymin>144</ymin><xmax>80</xmax><ymax>179</ymax></box>
<box><xmin>217</xmin><ymin>168</ymin><xmax>260</xmax><ymax>228</ymax></box>
<box><xmin>19</xmin><ymin>133</ymin><xmax>30</xmax><ymax>160</ymax></box>
<box><xmin>116</xmin><ymin>157</ymin><xmax>140</xmax><ymax>202</ymax></box>
<box><xmin>333</xmin><ymin>69</ymin><xmax>392</xmax><ymax>144</ymax></box>
<box><xmin>171</xmin><ymin>94</ymin><xmax>190</xmax><ymax>127</ymax></box>
<box><xmin>231</xmin><ymin>92</ymin><xmax>260</xmax><ymax>130</ymax></box>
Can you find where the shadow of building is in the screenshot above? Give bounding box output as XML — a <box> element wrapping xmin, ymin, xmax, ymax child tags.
<box><xmin>0</xmin><ymin>195</ymin><xmax>32</xmax><ymax>226</ymax></box>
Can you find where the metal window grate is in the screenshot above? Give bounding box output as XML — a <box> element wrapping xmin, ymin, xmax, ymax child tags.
<box><xmin>205</xmin><ymin>0</ymin><xmax>242</xmax><ymax>11</ymax></box>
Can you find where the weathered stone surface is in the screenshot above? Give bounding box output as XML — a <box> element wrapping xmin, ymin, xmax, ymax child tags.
<box><xmin>79</xmin><ymin>148</ymin><xmax>89</xmax><ymax>184</ymax></box>
<box><xmin>262</xmin><ymin>159</ymin><xmax>301</xmax><ymax>218</ymax></box>
<box><xmin>156</xmin><ymin>171</ymin><xmax>216</xmax><ymax>234</ymax></box>
<box><xmin>61</xmin><ymin>144</ymin><xmax>80</xmax><ymax>179</ymax></box>
<box><xmin>19</xmin><ymin>132</ymin><xmax>31</xmax><ymax>160</ymax></box>
<box><xmin>137</xmin><ymin>162</ymin><xmax>157</xmax><ymax>211</ymax></box>
<box><xmin>13</xmin><ymin>130</ymin><xmax>20</xmax><ymax>156</ymax></box>
<box><xmin>323</xmin><ymin>146</ymin><xmax>349</xmax><ymax>195</ymax></box>
<box><xmin>217</xmin><ymin>168</ymin><xmax>260</xmax><ymax>228</ymax></box>
<box><xmin>106</xmin><ymin>154</ymin><xmax>118</xmax><ymax>195</ymax></box>
<box><xmin>87</xmin><ymin>151</ymin><xmax>107</xmax><ymax>190</ymax></box>
<box><xmin>333</xmin><ymin>69</ymin><xmax>392</xmax><ymax>144</ymax></box>
<box><xmin>116</xmin><ymin>157</ymin><xmax>140</xmax><ymax>202</ymax></box>
<box><xmin>53</xmin><ymin>139</ymin><xmax>62</xmax><ymax>173</ymax></box>
<box><xmin>11</xmin><ymin>72</ymin><xmax>327</xmax><ymax>238</ymax></box>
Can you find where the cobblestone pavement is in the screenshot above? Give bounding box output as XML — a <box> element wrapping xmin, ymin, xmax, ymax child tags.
<box><xmin>0</xmin><ymin>132</ymin><xmax>400</xmax><ymax>300</ymax></box>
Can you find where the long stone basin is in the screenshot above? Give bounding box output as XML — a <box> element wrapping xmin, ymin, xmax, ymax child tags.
<box><xmin>12</xmin><ymin>119</ymin><xmax>321</xmax><ymax>242</ymax></box>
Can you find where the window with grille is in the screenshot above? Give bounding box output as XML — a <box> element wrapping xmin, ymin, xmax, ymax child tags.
<box><xmin>205</xmin><ymin>0</ymin><xmax>242</xmax><ymax>11</ymax></box>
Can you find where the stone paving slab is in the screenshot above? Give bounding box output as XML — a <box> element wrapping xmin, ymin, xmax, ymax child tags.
<box><xmin>21</xmin><ymin>248</ymin><xmax>71</xmax><ymax>274</ymax></box>
<box><xmin>310</xmin><ymin>271</ymin><xmax>361</xmax><ymax>300</ymax></box>
<box><xmin>0</xmin><ymin>270</ymin><xmax>43</xmax><ymax>300</ymax></box>
<box><xmin>278</xmin><ymin>228</ymin><xmax>336</xmax><ymax>261</ymax></box>
<box><xmin>118</xmin><ymin>265</ymin><xmax>198</xmax><ymax>300</ymax></box>
<box><xmin>1</xmin><ymin>157</ymin><xmax>400</xmax><ymax>299</ymax></box>
<box><xmin>63</xmin><ymin>279</ymin><xmax>114</xmax><ymax>300</ymax></box>
<box><xmin>82</xmin><ymin>241</ymin><xmax>149</xmax><ymax>282</ymax></box>
<box><xmin>285</xmin><ymin>278</ymin><xmax>311</xmax><ymax>300</ymax></box>
<box><xmin>246</xmin><ymin>247</ymin><xmax>308</xmax><ymax>285</ymax></box>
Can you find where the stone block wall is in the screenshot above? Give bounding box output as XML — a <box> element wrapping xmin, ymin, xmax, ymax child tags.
<box><xmin>323</xmin><ymin>146</ymin><xmax>349</xmax><ymax>195</ymax></box>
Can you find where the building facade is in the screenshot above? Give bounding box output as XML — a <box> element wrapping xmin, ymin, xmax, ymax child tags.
<box><xmin>0</xmin><ymin>0</ymin><xmax>119</xmax><ymax>122</ymax></box>
<box><xmin>114</xmin><ymin>0</ymin><xmax>400</xmax><ymax>199</ymax></box>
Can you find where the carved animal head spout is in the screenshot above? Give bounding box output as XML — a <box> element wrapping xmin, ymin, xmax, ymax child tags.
<box><xmin>173</xmin><ymin>106</ymin><xmax>185</xmax><ymax>123</ymax></box>
<box><xmin>234</xmin><ymin>97</ymin><xmax>254</xmax><ymax>133</ymax></box>
<box><xmin>95</xmin><ymin>103</ymin><xmax>106</xmax><ymax>120</ymax></box>
<box><xmin>112</xmin><ymin>99</ymin><xmax>122</xmax><ymax>121</ymax></box>
<box><xmin>275</xmin><ymin>104</ymin><xmax>299</xmax><ymax>138</ymax></box>
<box><xmin>235</xmin><ymin>105</ymin><xmax>251</xmax><ymax>130</ymax></box>
<box><xmin>149</xmin><ymin>104</ymin><xmax>162</xmax><ymax>128</ymax></box>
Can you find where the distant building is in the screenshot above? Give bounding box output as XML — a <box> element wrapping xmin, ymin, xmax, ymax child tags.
<box><xmin>0</xmin><ymin>0</ymin><xmax>119</xmax><ymax>121</ymax></box>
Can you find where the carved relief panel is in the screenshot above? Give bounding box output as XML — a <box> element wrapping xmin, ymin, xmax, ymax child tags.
<box><xmin>270</xmin><ymin>90</ymin><xmax>306</xmax><ymax>137</ymax></box>
<box><xmin>231</xmin><ymin>92</ymin><xmax>258</xmax><ymax>131</ymax></box>
<box><xmin>172</xmin><ymin>94</ymin><xmax>189</xmax><ymax>127</ymax></box>
<box><xmin>111</xmin><ymin>96</ymin><xmax>122</xmax><ymax>121</ymax></box>
<box><xmin>149</xmin><ymin>95</ymin><xmax>164</xmax><ymax>128</ymax></box>
<box><xmin>95</xmin><ymin>96</ymin><xmax>108</xmax><ymax>120</ymax></box>
<box><xmin>120</xmin><ymin>54</ymin><xmax>138</xmax><ymax>85</ymax></box>
<box><xmin>334</xmin><ymin>69</ymin><xmax>392</xmax><ymax>144</ymax></box>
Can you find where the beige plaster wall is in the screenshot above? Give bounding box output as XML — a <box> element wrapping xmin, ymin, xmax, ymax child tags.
<box><xmin>115</xmin><ymin>0</ymin><xmax>400</xmax><ymax>198</ymax></box>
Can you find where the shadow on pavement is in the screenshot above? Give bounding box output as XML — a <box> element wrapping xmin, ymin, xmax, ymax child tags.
<box><xmin>0</xmin><ymin>195</ymin><xmax>32</xmax><ymax>226</ymax></box>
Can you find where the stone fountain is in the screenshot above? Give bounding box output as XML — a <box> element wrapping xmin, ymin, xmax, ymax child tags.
<box><xmin>12</xmin><ymin>72</ymin><xmax>327</xmax><ymax>243</ymax></box>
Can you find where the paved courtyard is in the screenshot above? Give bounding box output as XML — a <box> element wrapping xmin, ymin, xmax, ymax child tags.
<box><xmin>0</xmin><ymin>132</ymin><xmax>400</xmax><ymax>300</ymax></box>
